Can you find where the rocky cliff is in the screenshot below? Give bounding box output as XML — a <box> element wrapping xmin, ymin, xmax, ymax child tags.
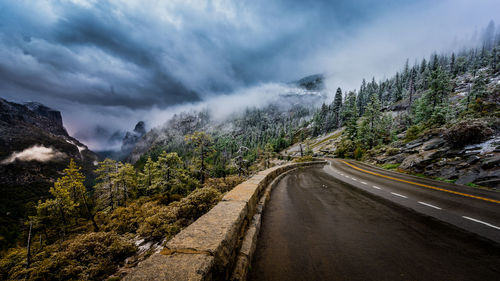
<box><xmin>0</xmin><ymin>97</ymin><xmax>98</xmax><ymax>249</ymax></box>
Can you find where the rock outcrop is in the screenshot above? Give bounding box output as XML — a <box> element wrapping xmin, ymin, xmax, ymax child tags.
<box><xmin>0</xmin><ymin>97</ymin><xmax>98</xmax><ymax>249</ymax></box>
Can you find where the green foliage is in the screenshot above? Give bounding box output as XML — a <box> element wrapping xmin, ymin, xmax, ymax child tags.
<box><xmin>203</xmin><ymin>175</ymin><xmax>245</xmax><ymax>194</ymax></box>
<box><xmin>465</xmin><ymin>182</ymin><xmax>480</xmax><ymax>188</ymax></box>
<box><xmin>0</xmin><ymin>247</ymin><xmax>26</xmax><ymax>280</ymax></box>
<box><xmin>32</xmin><ymin>159</ymin><xmax>90</xmax><ymax>239</ymax></box>
<box><xmin>293</xmin><ymin>155</ymin><xmax>314</xmax><ymax>162</ymax></box>
<box><xmin>94</xmin><ymin>159</ymin><xmax>138</xmax><ymax>211</ymax></box>
<box><xmin>353</xmin><ymin>147</ymin><xmax>364</xmax><ymax>160</ymax></box>
<box><xmin>436</xmin><ymin>177</ymin><xmax>457</xmax><ymax>184</ymax></box>
<box><xmin>381</xmin><ymin>163</ymin><xmax>400</xmax><ymax>170</ymax></box>
<box><xmin>334</xmin><ymin>138</ymin><xmax>355</xmax><ymax>158</ymax></box>
<box><xmin>137</xmin><ymin>187</ymin><xmax>221</xmax><ymax>240</ymax></box>
<box><xmin>185</xmin><ymin>132</ymin><xmax>215</xmax><ymax>184</ymax></box>
<box><xmin>342</xmin><ymin>92</ymin><xmax>358</xmax><ymax>139</ymax></box>
<box><xmin>27</xmin><ymin>232</ymin><xmax>135</xmax><ymax>281</ymax></box>
<box><xmin>405</xmin><ymin>125</ymin><xmax>422</xmax><ymax>142</ymax></box>
<box><xmin>385</xmin><ymin>147</ymin><xmax>400</xmax><ymax>156</ymax></box>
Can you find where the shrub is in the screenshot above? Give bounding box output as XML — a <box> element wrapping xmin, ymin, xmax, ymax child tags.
<box><xmin>335</xmin><ymin>138</ymin><xmax>355</xmax><ymax>158</ymax></box>
<box><xmin>0</xmin><ymin>247</ymin><xmax>26</xmax><ymax>280</ymax></box>
<box><xmin>99</xmin><ymin>202</ymin><xmax>143</xmax><ymax>234</ymax></box>
<box><xmin>203</xmin><ymin>175</ymin><xmax>245</xmax><ymax>193</ymax></box>
<box><xmin>175</xmin><ymin>188</ymin><xmax>221</xmax><ymax>223</ymax></box>
<box><xmin>137</xmin><ymin>202</ymin><xmax>180</xmax><ymax>240</ymax></box>
<box><xmin>385</xmin><ymin>147</ymin><xmax>400</xmax><ymax>156</ymax></box>
<box><xmin>444</xmin><ymin>119</ymin><xmax>493</xmax><ymax>147</ymax></box>
<box><xmin>26</xmin><ymin>232</ymin><xmax>136</xmax><ymax>281</ymax></box>
<box><xmin>353</xmin><ymin>147</ymin><xmax>364</xmax><ymax>160</ymax></box>
<box><xmin>137</xmin><ymin>188</ymin><xmax>221</xmax><ymax>240</ymax></box>
<box><xmin>381</xmin><ymin>163</ymin><xmax>400</xmax><ymax>170</ymax></box>
<box><xmin>293</xmin><ymin>155</ymin><xmax>313</xmax><ymax>163</ymax></box>
<box><xmin>405</xmin><ymin>125</ymin><xmax>421</xmax><ymax>142</ymax></box>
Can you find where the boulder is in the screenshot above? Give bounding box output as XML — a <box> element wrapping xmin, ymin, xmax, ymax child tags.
<box><xmin>456</xmin><ymin>170</ymin><xmax>480</xmax><ymax>185</ymax></box>
<box><xmin>436</xmin><ymin>166</ymin><xmax>458</xmax><ymax>179</ymax></box>
<box><xmin>467</xmin><ymin>155</ymin><xmax>480</xmax><ymax>165</ymax></box>
<box><xmin>481</xmin><ymin>156</ymin><xmax>500</xmax><ymax>169</ymax></box>
<box><xmin>422</xmin><ymin>138</ymin><xmax>446</xmax><ymax>151</ymax></box>
<box><xmin>400</xmin><ymin>149</ymin><xmax>445</xmax><ymax>172</ymax></box>
<box><xmin>406</xmin><ymin>142</ymin><xmax>423</xmax><ymax>150</ymax></box>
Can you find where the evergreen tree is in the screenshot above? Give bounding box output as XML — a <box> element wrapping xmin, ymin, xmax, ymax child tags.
<box><xmin>58</xmin><ymin>159</ymin><xmax>98</xmax><ymax>231</ymax></box>
<box><xmin>357</xmin><ymin>79</ymin><xmax>367</xmax><ymax>116</ymax></box>
<box><xmin>185</xmin><ymin>131</ymin><xmax>215</xmax><ymax>184</ymax></box>
<box><xmin>94</xmin><ymin>159</ymin><xmax>119</xmax><ymax>211</ymax></box>
<box><xmin>343</xmin><ymin>91</ymin><xmax>358</xmax><ymax>139</ymax></box>
<box><xmin>358</xmin><ymin>93</ymin><xmax>383</xmax><ymax>148</ymax></box>
<box><xmin>333</xmin><ymin>87</ymin><xmax>343</xmax><ymax>128</ymax></box>
<box><xmin>114</xmin><ymin>163</ymin><xmax>137</xmax><ymax>203</ymax></box>
<box><xmin>393</xmin><ymin>72</ymin><xmax>403</xmax><ymax>102</ymax></box>
<box><xmin>139</xmin><ymin>157</ymin><xmax>158</xmax><ymax>195</ymax></box>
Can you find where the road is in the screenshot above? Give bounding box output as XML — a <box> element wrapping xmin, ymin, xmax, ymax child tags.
<box><xmin>249</xmin><ymin>160</ymin><xmax>500</xmax><ymax>281</ymax></box>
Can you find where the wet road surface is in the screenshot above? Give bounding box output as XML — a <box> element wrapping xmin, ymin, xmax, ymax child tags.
<box><xmin>249</xmin><ymin>166</ymin><xmax>500</xmax><ymax>281</ymax></box>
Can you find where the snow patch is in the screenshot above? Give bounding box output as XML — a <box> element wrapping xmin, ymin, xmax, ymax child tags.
<box><xmin>464</xmin><ymin>136</ymin><xmax>500</xmax><ymax>155</ymax></box>
<box><xmin>66</xmin><ymin>139</ymin><xmax>87</xmax><ymax>153</ymax></box>
<box><xmin>1</xmin><ymin>145</ymin><xmax>66</xmax><ymax>164</ymax></box>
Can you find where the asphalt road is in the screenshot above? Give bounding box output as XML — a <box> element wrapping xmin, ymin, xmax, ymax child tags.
<box><xmin>249</xmin><ymin>163</ymin><xmax>500</xmax><ymax>281</ymax></box>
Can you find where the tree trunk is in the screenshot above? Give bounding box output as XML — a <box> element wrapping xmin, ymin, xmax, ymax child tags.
<box><xmin>26</xmin><ymin>221</ymin><xmax>33</xmax><ymax>269</ymax></box>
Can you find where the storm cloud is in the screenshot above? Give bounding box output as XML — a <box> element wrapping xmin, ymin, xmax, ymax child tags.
<box><xmin>0</xmin><ymin>0</ymin><xmax>499</xmax><ymax>150</ymax></box>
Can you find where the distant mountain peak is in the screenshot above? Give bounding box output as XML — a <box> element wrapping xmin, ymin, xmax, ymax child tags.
<box><xmin>293</xmin><ymin>74</ymin><xmax>325</xmax><ymax>91</ymax></box>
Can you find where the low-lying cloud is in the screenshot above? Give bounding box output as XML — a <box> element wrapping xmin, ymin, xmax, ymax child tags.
<box><xmin>1</xmin><ymin>145</ymin><xmax>67</xmax><ymax>164</ymax></box>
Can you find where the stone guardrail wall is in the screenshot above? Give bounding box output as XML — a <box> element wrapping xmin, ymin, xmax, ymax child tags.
<box><xmin>124</xmin><ymin>161</ymin><xmax>327</xmax><ymax>281</ymax></box>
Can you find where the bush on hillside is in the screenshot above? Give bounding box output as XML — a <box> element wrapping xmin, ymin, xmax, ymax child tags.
<box><xmin>137</xmin><ymin>187</ymin><xmax>221</xmax><ymax>240</ymax></box>
<box><xmin>405</xmin><ymin>125</ymin><xmax>422</xmax><ymax>143</ymax></box>
<box><xmin>9</xmin><ymin>232</ymin><xmax>137</xmax><ymax>281</ymax></box>
<box><xmin>203</xmin><ymin>175</ymin><xmax>245</xmax><ymax>193</ymax></box>
<box><xmin>293</xmin><ymin>155</ymin><xmax>313</xmax><ymax>163</ymax></box>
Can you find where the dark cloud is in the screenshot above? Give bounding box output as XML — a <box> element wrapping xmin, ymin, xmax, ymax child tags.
<box><xmin>0</xmin><ymin>0</ymin><xmax>499</xmax><ymax>150</ymax></box>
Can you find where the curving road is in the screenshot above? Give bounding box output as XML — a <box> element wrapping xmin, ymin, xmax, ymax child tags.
<box><xmin>249</xmin><ymin>160</ymin><xmax>500</xmax><ymax>281</ymax></box>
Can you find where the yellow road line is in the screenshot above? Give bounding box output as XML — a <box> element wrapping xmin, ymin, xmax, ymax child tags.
<box><xmin>341</xmin><ymin>160</ymin><xmax>500</xmax><ymax>204</ymax></box>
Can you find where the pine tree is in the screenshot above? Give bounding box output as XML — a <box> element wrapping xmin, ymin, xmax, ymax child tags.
<box><xmin>154</xmin><ymin>151</ymin><xmax>182</xmax><ymax>194</ymax></box>
<box><xmin>185</xmin><ymin>131</ymin><xmax>215</xmax><ymax>184</ymax></box>
<box><xmin>393</xmin><ymin>72</ymin><xmax>403</xmax><ymax>102</ymax></box>
<box><xmin>333</xmin><ymin>87</ymin><xmax>343</xmax><ymax>128</ymax></box>
<box><xmin>94</xmin><ymin>159</ymin><xmax>119</xmax><ymax>211</ymax></box>
<box><xmin>139</xmin><ymin>157</ymin><xmax>158</xmax><ymax>195</ymax></box>
<box><xmin>358</xmin><ymin>93</ymin><xmax>382</xmax><ymax>148</ymax></box>
<box><xmin>343</xmin><ymin>91</ymin><xmax>358</xmax><ymax>139</ymax></box>
<box><xmin>58</xmin><ymin>159</ymin><xmax>98</xmax><ymax>231</ymax></box>
<box><xmin>115</xmin><ymin>163</ymin><xmax>137</xmax><ymax>203</ymax></box>
<box><xmin>357</xmin><ymin>79</ymin><xmax>367</xmax><ymax>116</ymax></box>
<box><xmin>450</xmin><ymin>53</ymin><xmax>456</xmax><ymax>77</ymax></box>
<box><xmin>33</xmin><ymin>160</ymin><xmax>98</xmax><ymax>237</ymax></box>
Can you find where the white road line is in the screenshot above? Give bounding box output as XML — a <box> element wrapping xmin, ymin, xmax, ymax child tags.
<box><xmin>391</xmin><ymin>192</ymin><xmax>407</xmax><ymax>198</ymax></box>
<box><xmin>360</xmin><ymin>181</ymin><xmax>367</xmax><ymax>185</ymax></box>
<box><xmin>462</xmin><ymin>216</ymin><xmax>500</xmax><ymax>230</ymax></box>
<box><xmin>418</xmin><ymin>201</ymin><xmax>442</xmax><ymax>210</ymax></box>
<box><xmin>352</xmin><ymin>178</ymin><xmax>358</xmax><ymax>181</ymax></box>
<box><xmin>372</xmin><ymin>185</ymin><xmax>381</xmax><ymax>190</ymax></box>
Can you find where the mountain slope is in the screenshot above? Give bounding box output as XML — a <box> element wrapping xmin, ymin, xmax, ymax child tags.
<box><xmin>0</xmin><ymin>98</ymin><xmax>98</xmax><ymax>249</ymax></box>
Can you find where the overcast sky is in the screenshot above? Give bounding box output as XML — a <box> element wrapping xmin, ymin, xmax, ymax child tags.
<box><xmin>1</xmin><ymin>0</ymin><xmax>499</xmax><ymax>150</ymax></box>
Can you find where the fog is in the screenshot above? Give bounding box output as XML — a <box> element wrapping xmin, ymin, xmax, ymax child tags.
<box><xmin>0</xmin><ymin>0</ymin><xmax>499</xmax><ymax>150</ymax></box>
<box><xmin>1</xmin><ymin>145</ymin><xmax>67</xmax><ymax>164</ymax></box>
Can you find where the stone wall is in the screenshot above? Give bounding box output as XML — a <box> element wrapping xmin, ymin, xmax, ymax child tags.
<box><xmin>124</xmin><ymin>161</ymin><xmax>326</xmax><ymax>281</ymax></box>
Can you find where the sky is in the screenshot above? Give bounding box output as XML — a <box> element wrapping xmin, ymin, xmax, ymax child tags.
<box><xmin>0</xmin><ymin>0</ymin><xmax>499</xmax><ymax>150</ymax></box>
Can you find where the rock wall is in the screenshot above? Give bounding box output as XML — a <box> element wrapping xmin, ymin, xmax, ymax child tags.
<box><xmin>124</xmin><ymin>161</ymin><xmax>326</xmax><ymax>281</ymax></box>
